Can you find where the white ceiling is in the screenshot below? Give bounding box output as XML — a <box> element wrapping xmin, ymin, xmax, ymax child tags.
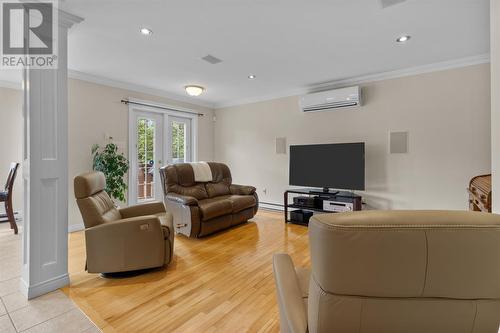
<box><xmin>0</xmin><ymin>0</ymin><xmax>490</xmax><ymax>108</ymax></box>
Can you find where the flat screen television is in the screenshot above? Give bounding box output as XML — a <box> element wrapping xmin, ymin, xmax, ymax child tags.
<box><xmin>289</xmin><ymin>143</ymin><xmax>365</xmax><ymax>191</ymax></box>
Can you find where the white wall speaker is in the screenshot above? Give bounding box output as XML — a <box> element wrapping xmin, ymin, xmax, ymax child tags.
<box><xmin>389</xmin><ymin>131</ymin><xmax>408</xmax><ymax>154</ymax></box>
<box><xmin>276</xmin><ymin>137</ymin><xmax>287</xmax><ymax>154</ymax></box>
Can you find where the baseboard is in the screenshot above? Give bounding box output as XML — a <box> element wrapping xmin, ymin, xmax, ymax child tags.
<box><xmin>20</xmin><ymin>273</ymin><xmax>70</xmax><ymax>299</ymax></box>
<box><xmin>260</xmin><ymin>202</ymin><xmax>284</xmax><ymax>211</ymax></box>
<box><xmin>68</xmin><ymin>223</ymin><xmax>85</xmax><ymax>233</ymax></box>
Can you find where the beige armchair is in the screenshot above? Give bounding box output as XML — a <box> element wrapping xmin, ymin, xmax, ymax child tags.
<box><xmin>74</xmin><ymin>172</ymin><xmax>174</xmax><ymax>274</ymax></box>
<box><xmin>274</xmin><ymin>210</ymin><xmax>500</xmax><ymax>333</ymax></box>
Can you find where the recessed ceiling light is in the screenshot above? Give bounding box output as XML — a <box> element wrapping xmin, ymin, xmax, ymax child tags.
<box><xmin>185</xmin><ymin>85</ymin><xmax>205</xmax><ymax>97</ymax></box>
<box><xmin>248</xmin><ymin>74</ymin><xmax>256</xmax><ymax>79</ymax></box>
<box><xmin>396</xmin><ymin>35</ymin><xmax>411</xmax><ymax>43</ymax></box>
<box><xmin>140</xmin><ymin>27</ymin><xmax>153</xmax><ymax>36</ymax></box>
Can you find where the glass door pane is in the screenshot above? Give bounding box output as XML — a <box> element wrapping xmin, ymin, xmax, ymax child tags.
<box><xmin>169</xmin><ymin>116</ymin><xmax>191</xmax><ymax>164</ymax></box>
<box><xmin>136</xmin><ymin>117</ymin><xmax>157</xmax><ymax>202</ymax></box>
<box><xmin>171</xmin><ymin>121</ymin><xmax>186</xmax><ymax>164</ymax></box>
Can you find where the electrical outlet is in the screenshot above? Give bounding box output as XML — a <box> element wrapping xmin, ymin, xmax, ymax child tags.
<box><xmin>263</xmin><ymin>188</ymin><xmax>267</xmax><ymax>195</ymax></box>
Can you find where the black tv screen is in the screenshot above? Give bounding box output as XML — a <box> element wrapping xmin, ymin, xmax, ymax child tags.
<box><xmin>289</xmin><ymin>143</ymin><xmax>365</xmax><ymax>190</ymax></box>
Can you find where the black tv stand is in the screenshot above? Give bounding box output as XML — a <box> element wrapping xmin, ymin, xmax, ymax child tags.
<box><xmin>315</xmin><ymin>188</ymin><xmax>339</xmax><ymax>195</ymax></box>
<box><xmin>284</xmin><ymin>188</ymin><xmax>362</xmax><ymax>225</ymax></box>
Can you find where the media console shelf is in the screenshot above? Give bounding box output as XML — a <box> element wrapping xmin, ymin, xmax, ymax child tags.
<box><xmin>284</xmin><ymin>188</ymin><xmax>362</xmax><ymax>225</ymax></box>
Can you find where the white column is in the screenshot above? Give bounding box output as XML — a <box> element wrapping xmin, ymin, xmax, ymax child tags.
<box><xmin>492</xmin><ymin>0</ymin><xmax>500</xmax><ymax>213</ymax></box>
<box><xmin>21</xmin><ymin>11</ymin><xmax>83</xmax><ymax>299</ymax></box>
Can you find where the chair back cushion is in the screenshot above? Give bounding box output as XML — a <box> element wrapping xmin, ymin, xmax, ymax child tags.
<box><xmin>307</xmin><ymin>210</ymin><xmax>500</xmax><ymax>332</ymax></box>
<box><xmin>160</xmin><ymin>163</ymin><xmax>209</xmax><ymax>200</ymax></box>
<box><xmin>74</xmin><ymin>172</ymin><xmax>121</xmax><ymax>228</ymax></box>
<box><xmin>205</xmin><ymin>162</ymin><xmax>232</xmax><ymax>198</ymax></box>
<box><xmin>160</xmin><ymin>162</ymin><xmax>233</xmax><ymax>199</ymax></box>
<box><xmin>4</xmin><ymin>162</ymin><xmax>19</xmax><ymax>192</ymax></box>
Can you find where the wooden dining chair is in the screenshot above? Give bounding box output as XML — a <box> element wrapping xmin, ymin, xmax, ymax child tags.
<box><xmin>0</xmin><ymin>163</ymin><xmax>19</xmax><ymax>234</ymax></box>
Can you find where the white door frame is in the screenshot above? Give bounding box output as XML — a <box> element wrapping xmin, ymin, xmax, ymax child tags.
<box><xmin>127</xmin><ymin>98</ymin><xmax>198</xmax><ymax>205</ymax></box>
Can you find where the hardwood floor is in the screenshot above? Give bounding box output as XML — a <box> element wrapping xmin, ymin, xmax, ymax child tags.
<box><xmin>62</xmin><ymin>210</ymin><xmax>311</xmax><ymax>333</ymax></box>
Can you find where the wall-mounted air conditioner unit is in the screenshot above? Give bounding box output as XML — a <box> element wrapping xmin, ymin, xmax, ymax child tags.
<box><xmin>300</xmin><ymin>86</ymin><xmax>362</xmax><ymax>112</ymax></box>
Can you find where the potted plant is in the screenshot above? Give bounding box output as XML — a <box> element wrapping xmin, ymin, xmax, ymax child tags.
<box><xmin>91</xmin><ymin>142</ymin><xmax>129</xmax><ymax>203</ymax></box>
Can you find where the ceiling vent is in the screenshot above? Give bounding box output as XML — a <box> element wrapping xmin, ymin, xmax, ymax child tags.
<box><xmin>380</xmin><ymin>0</ymin><xmax>407</xmax><ymax>8</ymax></box>
<box><xmin>202</xmin><ymin>54</ymin><xmax>222</xmax><ymax>64</ymax></box>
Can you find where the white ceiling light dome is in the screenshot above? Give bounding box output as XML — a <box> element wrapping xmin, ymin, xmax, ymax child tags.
<box><xmin>396</xmin><ymin>35</ymin><xmax>411</xmax><ymax>43</ymax></box>
<box><xmin>185</xmin><ymin>85</ymin><xmax>205</xmax><ymax>97</ymax></box>
<box><xmin>140</xmin><ymin>27</ymin><xmax>153</xmax><ymax>36</ymax></box>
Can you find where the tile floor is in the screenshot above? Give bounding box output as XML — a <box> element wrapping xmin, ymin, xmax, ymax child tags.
<box><xmin>0</xmin><ymin>222</ymin><xmax>100</xmax><ymax>333</ymax></box>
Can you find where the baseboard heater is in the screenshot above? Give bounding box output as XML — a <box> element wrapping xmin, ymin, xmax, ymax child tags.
<box><xmin>260</xmin><ymin>202</ymin><xmax>284</xmax><ymax>211</ymax></box>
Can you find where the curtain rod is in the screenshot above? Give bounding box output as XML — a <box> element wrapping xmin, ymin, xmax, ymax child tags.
<box><xmin>121</xmin><ymin>99</ymin><xmax>204</xmax><ymax>117</ymax></box>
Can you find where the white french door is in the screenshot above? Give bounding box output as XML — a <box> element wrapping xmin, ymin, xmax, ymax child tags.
<box><xmin>129</xmin><ymin>108</ymin><xmax>194</xmax><ymax>205</ymax></box>
<box><xmin>131</xmin><ymin>111</ymin><xmax>163</xmax><ymax>204</ymax></box>
<box><xmin>169</xmin><ymin>116</ymin><xmax>192</xmax><ymax>164</ymax></box>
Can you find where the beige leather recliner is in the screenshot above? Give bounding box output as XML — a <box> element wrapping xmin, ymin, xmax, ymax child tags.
<box><xmin>74</xmin><ymin>171</ymin><xmax>174</xmax><ymax>273</ymax></box>
<box><xmin>273</xmin><ymin>210</ymin><xmax>500</xmax><ymax>333</ymax></box>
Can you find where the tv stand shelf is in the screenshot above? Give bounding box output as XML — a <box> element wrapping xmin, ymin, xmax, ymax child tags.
<box><xmin>284</xmin><ymin>188</ymin><xmax>362</xmax><ymax>225</ymax></box>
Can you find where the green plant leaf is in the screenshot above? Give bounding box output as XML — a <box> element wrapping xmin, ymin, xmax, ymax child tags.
<box><xmin>91</xmin><ymin>142</ymin><xmax>129</xmax><ymax>201</ymax></box>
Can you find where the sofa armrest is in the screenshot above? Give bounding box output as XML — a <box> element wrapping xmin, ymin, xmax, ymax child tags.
<box><xmin>119</xmin><ymin>201</ymin><xmax>165</xmax><ymax>218</ymax></box>
<box><xmin>85</xmin><ymin>216</ymin><xmax>166</xmax><ymax>273</ymax></box>
<box><xmin>230</xmin><ymin>184</ymin><xmax>256</xmax><ymax>195</ymax></box>
<box><xmin>273</xmin><ymin>253</ymin><xmax>308</xmax><ymax>333</ymax></box>
<box><xmin>165</xmin><ymin>193</ymin><xmax>198</xmax><ymax>206</ymax></box>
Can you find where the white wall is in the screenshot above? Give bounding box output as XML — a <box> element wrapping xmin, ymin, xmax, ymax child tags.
<box><xmin>215</xmin><ymin>64</ymin><xmax>491</xmax><ymax>210</ymax></box>
<box><xmin>68</xmin><ymin>79</ymin><xmax>215</xmax><ymax>229</ymax></box>
<box><xmin>491</xmin><ymin>1</ymin><xmax>500</xmax><ymax>213</ymax></box>
<box><xmin>0</xmin><ymin>87</ymin><xmax>23</xmax><ymax>215</ymax></box>
<box><xmin>0</xmin><ymin>79</ymin><xmax>215</xmax><ymax>230</ymax></box>
<box><xmin>1</xmin><ymin>62</ymin><xmax>491</xmax><ymax>227</ymax></box>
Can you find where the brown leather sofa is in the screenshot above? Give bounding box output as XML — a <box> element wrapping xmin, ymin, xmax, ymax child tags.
<box><xmin>159</xmin><ymin>162</ymin><xmax>258</xmax><ymax>238</ymax></box>
<box><xmin>273</xmin><ymin>210</ymin><xmax>500</xmax><ymax>333</ymax></box>
<box><xmin>74</xmin><ymin>171</ymin><xmax>174</xmax><ymax>273</ymax></box>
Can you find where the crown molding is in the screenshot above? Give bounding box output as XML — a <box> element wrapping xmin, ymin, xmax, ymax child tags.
<box><xmin>59</xmin><ymin>10</ymin><xmax>84</xmax><ymax>29</ymax></box>
<box><xmin>1</xmin><ymin>53</ymin><xmax>490</xmax><ymax>110</ymax></box>
<box><xmin>214</xmin><ymin>53</ymin><xmax>491</xmax><ymax>109</ymax></box>
<box><xmin>68</xmin><ymin>70</ymin><xmax>215</xmax><ymax>109</ymax></box>
<box><xmin>0</xmin><ymin>70</ymin><xmax>215</xmax><ymax>109</ymax></box>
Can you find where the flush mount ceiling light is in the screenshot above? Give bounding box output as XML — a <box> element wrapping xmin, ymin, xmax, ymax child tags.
<box><xmin>140</xmin><ymin>27</ymin><xmax>153</xmax><ymax>36</ymax></box>
<box><xmin>185</xmin><ymin>85</ymin><xmax>205</xmax><ymax>97</ymax></box>
<box><xmin>396</xmin><ymin>35</ymin><xmax>411</xmax><ymax>43</ymax></box>
<box><xmin>248</xmin><ymin>74</ymin><xmax>256</xmax><ymax>79</ymax></box>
